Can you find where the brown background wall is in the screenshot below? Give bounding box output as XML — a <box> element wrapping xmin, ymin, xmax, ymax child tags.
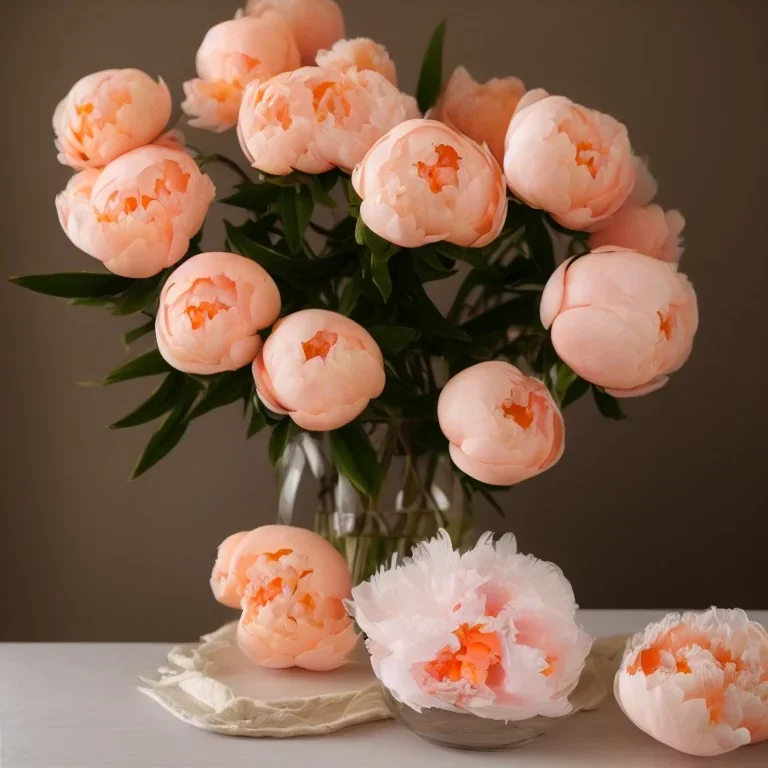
<box><xmin>1</xmin><ymin>0</ymin><xmax>766</xmax><ymax>641</ymax></box>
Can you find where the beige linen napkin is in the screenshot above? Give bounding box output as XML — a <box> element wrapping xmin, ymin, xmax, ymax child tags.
<box><xmin>138</xmin><ymin>623</ymin><xmax>628</xmax><ymax>738</ymax></box>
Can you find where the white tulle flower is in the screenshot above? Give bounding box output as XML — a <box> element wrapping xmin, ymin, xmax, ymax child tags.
<box><xmin>348</xmin><ymin>530</ymin><xmax>592</xmax><ymax>720</ymax></box>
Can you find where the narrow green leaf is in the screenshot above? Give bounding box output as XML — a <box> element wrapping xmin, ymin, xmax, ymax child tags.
<box><xmin>188</xmin><ymin>371</ymin><xmax>252</xmax><ymax>420</ymax></box>
<box><xmin>123</xmin><ymin>319</ymin><xmax>155</xmax><ymax>347</ymax></box>
<box><xmin>96</xmin><ymin>349</ymin><xmax>171</xmax><ymax>386</ymax></box>
<box><xmin>247</xmin><ymin>398</ymin><xmax>267</xmax><ymax>438</ymax></box>
<box><xmin>330</xmin><ymin>423</ymin><xmax>382</xmax><ymax>497</ymax></box>
<box><xmin>279</xmin><ymin>186</ymin><xmax>315</xmax><ymax>255</ymax></box>
<box><xmin>461</xmin><ymin>294</ymin><xmax>539</xmax><ymax>336</ymax></box>
<box><xmin>268</xmin><ymin>418</ymin><xmax>295</xmax><ymax>466</ymax></box>
<box><xmin>416</xmin><ymin>20</ymin><xmax>446</xmax><ymax>113</ymax></box>
<box><xmin>561</xmin><ymin>376</ymin><xmax>590</xmax><ymax>409</ymax></box>
<box><xmin>110</xmin><ymin>273</ymin><xmax>164</xmax><ymax>316</ymax></box>
<box><xmin>304</xmin><ymin>175</ymin><xmax>338</xmax><ymax>208</ymax></box>
<box><xmin>369</xmin><ymin>253</ymin><xmax>393</xmax><ymax>302</ymax></box>
<box><xmin>591</xmin><ymin>385</ymin><xmax>627</xmax><ymax>420</ymax></box>
<box><xmin>227</xmin><ymin>222</ymin><xmax>347</xmax><ymax>284</ymax></box>
<box><xmin>9</xmin><ymin>272</ymin><xmax>133</xmax><ymax>299</ymax></box>
<box><xmin>368</xmin><ymin>325</ymin><xmax>421</xmax><ymax>356</ymax></box>
<box><xmin>338</xmin><ymin>273</ymin><xmax>362</xmax><ymax>316</ymax></box>
<box><xmin>401</xmin><ymin>266</ymin><xmax>470</xmax><ymax>342</ymax></box>
<box><xmin>525</xmin><ymin>215</ymin><xmax>556</xmax><ymax>278</ymax></box>
<box><xmin>110</xmin><ymin>371</ymin><xmax>188</xmax><ymax>429</ymax></box>
<box><xmin>219</xmin><ymin>182</ymin><xmax>280</xmax><ymax>211</ymax></box>
<box><xmin>130</xmin><ymin>404</ymin><xmax>189</xmax><ymax>480</ymax></box>
<box><xmin>436</xmin><ymin>243</ymin><xmax>488</xmax><ymax>271</ymax></box>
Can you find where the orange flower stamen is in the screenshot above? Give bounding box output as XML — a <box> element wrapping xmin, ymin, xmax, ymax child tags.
<box><xmin>575</xmin><ymin>141</ymin><xmax>598</xmax><ymax>178</ymax></box>
<box><xmin>416</xmin><ymin>144</ymin><xmax>461</xmax><ymax>194</ymax></box>
<box><xmin>501</xmin><ymin>394</ymin><xmax>534</xmax><ymax>429</ymax></box>
<box><xmin>302</xmin><ymin>330</ymin><xmax>338</xmax><ymax>362</ymax></box>
<box><xmin>658</xmin><ymin>311</ymin><xmax>673</xmax><ymax>340</ymax></box>
<box><xmin>425</xmin><ymin>624</ymin><xmax>502</xmax><ymax>686</ymax></box>
<box><xmin>185</xmin><ymin>300</ymin><xmax>230</xmax><ymax>330</ymax></box>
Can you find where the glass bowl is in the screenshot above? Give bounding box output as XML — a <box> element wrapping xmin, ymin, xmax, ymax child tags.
<box><xmin>380</xmin><ymin>684</ymin><xmax>573</xmax><ymax>751</ymax></box>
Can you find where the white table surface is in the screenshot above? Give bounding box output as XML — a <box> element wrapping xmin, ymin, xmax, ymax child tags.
<box><xmin>2</xmin><ymin>610</ymin><xmax>767</xmax><ymax>768</ymax></box>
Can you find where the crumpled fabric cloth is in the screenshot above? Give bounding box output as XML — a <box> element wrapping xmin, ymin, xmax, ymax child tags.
<box><xmin>138</xmin><ymin>622</ymin><xmax>628</xmax><ymax>738</ymax></box>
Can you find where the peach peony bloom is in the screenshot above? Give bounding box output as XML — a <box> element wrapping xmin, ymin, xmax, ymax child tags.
<box><xmin>238</xmin><ymin>66</ymin><xmax>417</xmax><ymax>176</ymax></box>
<box><xmin>182</xmin><ymin>14</ymin><xmax>300</xmax><ymax>133</ymax></box>
<box><xmin>210</xmin><ymin>531</ymin><xmax>248</xmax><ymax>608</ymax></box>
<box><xmin>156</xmin><ymin>251</ymin><xmax>281</xmax><ymax>375</ymax></box>
<box><xmin>352</xmin><ymin>119</ymin><xmax>507</xmax><ymax>249</ymax></box>
<box><xmin>316</xmin><ymin>38</ymin><xmax>398</xmax><ymax>86</ymax></box>
<box><xmin>56</xmin><ymin>144</ymin><xmax>215</xmax><ymax>278</ymax></box>
<box><xmin>53</xmin><ymin>69</ymin><xmax>171</xmax><ymax>170</ymax></box>
<box><xmin>504</xmin><ymin>90</ymin><xmax>636</xmax><ymax>231</ymax></box>
<box><xmin>349</xmin><ymin>530</ymin><xmax>592</xmax><ymax>719</ymax></box>
<box><xmin>540</xmin><ymin>247</ymin><xmax>699</xmax><ymax>397</ymax></box>
<box><xmin>615</xmin><ymin>608</ymin><xmax>768</xmax><ymax>757</ymax></box>
<box><xmin>433</xmin><ymin>66</ymin><xmax>525</xmax><ymax>163</ymax></box>
<box><xmin>253</xmin><ymin>309</ymin><xmax>385</xmax><ymax>430</ymax></box>
<box><xmin>244</xmin><ymin>0</ymin><xmax>345</xmax><ymax>65</ymax></box>
<box><xmin>589</xmin><ymin>204</ymin><xmax>685</xmax><ymax>263</ymax></box>
<box><xmin>437</xmin><ymin>361</ymin><xmax>564</xmax><ymax>486</ymax></box>
<box><xmin>212</xmin><ymin>524</ymin><xmax>358</xmax><ymax>670</ymax></box>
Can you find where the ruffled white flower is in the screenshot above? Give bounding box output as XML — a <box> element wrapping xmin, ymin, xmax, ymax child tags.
<box><xmin>348</xmin><ymin>530</ymin><xmax>592</xmax><ymax>720</ymax></box>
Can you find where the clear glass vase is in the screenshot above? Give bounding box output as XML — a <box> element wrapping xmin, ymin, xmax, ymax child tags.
<box><xmin>275</xmin><ymin>430</ymin><xmax>475</xmax><ymax>584</ymax></box>
<box><xmin>380</xmin><ymin>685</ymin><xmax>573</xmax><ymax>751</ymax></box>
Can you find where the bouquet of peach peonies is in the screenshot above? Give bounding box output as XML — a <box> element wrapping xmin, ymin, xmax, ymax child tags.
<box><xmin>13</xmin><ymin>1</ymin><xmax>698</xmax><ymax>581</ymax></box>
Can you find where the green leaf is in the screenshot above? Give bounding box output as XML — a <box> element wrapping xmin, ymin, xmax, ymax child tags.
<box><xmin>268</xmin><ymin>418</ymin><xmax>295</xmax><ymax>466</ymax></box>
<box><xmin>561</xmin><ymin>376</ymin><xmax>590</xmax><ymax>409</ymax></box>
<box><xmin>304</xmin><ymin>174</ymin><xmax>338</xmax><ymax>208</ymax></box>
<box><xmin>188</xmin><ymin>371</ymin><xmax>252</xmax><ymax>420</ymax></box>
<box><xmin>131</xmin><ymin>400</ymin><xmax>193</xmax><ymax>480</ymax></box>
<box><xmin>461</xmin><ymin>475</ymin><xmax>506</xmax><ymax>516</ymax></box>
<box><xmin>436</xmin><ymin>243</ymin><xmax>489</xmax><ymax>271</ymax></box>
<box><xmin>89</xmin><ymin>349</ymin><xmax>171</xmax><ymax>386</ymax></box>
<box><xmin>110</xmin><ymin>371</ymin><xmax>189</xmax><ymax>429</ymax></box>
<box><xmin>330</xmin><ymin>423</ymin><xmax>382</xmax><ymax>497</ymax></box>
<box><xmin>369</xmin><ymin>253</ymin><xmax>393</xmax><ymax>302</ymax></box>
<box><xmin>338</xmin><ymin>273</ymin><xmax>362</xmax><ymax>316</ymax></box>
<box><xmin>226</xmin><ymin>222</ymin><xmax>347</xmax><ymax>284</ymax></box>
<box><xmin>123</xmin><ymin>319</ymin><xmax>155</xmax><ymax>347</ymax></box>
<box><xmin>9</xmin><ymin>272</ymin><xmax>133</xmax><ymax>299</ymax></box>
<box><xmin>461</xmin><ymin>294</ymin><xmax>538</xmax><ymax>336</ymax></box>
<box><xmin>525</xmin><ymin>215</ymin><xmax>556</xmax><ymax>278</ymax></box>
<box><xmin>591</xmin><ymin>386</ymin><xmax>627</xmax><ymax>420</ymax></box>
<box><xmin>247</xmin><ymin>397</ymin><xmax>267</xmax><ymax>438</ymax></box>
<box><xmin>279</xmin><ymin>186</ymin><xmax>315</xmax><ymax>255</ymax></box>
<box><xmin>416</xmin><ymin>20</ymin><xmax>446</xmax><ymax>113</ymax></box>
<box><xmin>555</xmin><ymin>364</ymin><xmax>590</xmax><ymax>409</ymax></box>
<box><xmin>109</xmin><ymin>273</ymin><xmax>164</xmax><ymax>316</ymax></box>
<box><xmin>368</xmin><ymin>325</ymin><xmax>421</xmax><ymax>356</ymax></box>
<box><xmin>401</xmin><ymin>265</ymin><xmax>470</xmax><ymax>342</ymax></box>
<box><xmin>219</xmin><ymin>182</ymin><xmax>280</xmax><ymax>211</ymax></box>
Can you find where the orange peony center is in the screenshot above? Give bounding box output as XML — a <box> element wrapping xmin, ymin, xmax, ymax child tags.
<box><xmin>425</xmin><ymin>624</ymin><xmax>503</xmax><ymax>686</ymax></box>
<box><xmin>94</xmin><ymin>162</ymin><xmax>190</xmax><ymax>223</ymax></box>
<box><xmin>575</xmin><ymin>141</ymin><xmax>598</xmax><ymax>178</ymax></box>
<box><xmin>416</xmin><ymin>144</ymin><xmax>461</xmax><ymax>194</ymax></box>
<box><xmin>250</xmin><ymin>576</ymin><xmax>285</xmax><ymax>608</ymax></box>
<box><xmin>185</xmin><ymin>300</ymin><xmax>230</xmax><ymax>330</ymax></box>
<box><xmin>312</xmin><ymin>81</ymin><xmax>352</xmax><ymax>123</ymax></box>
<box><xmin>658</xmin><ymin>311</ymin><xmax>673</xmax><ymax>340</ymax></box>
<box><xmin>302</xmin><ymin>330</ymin><xmax>338</xmax><ymax>362</ymax></box>
<box><xmin>501</xmin><ymin>394</ymin><xmax>534</xmax><ymax>429</ymax></box>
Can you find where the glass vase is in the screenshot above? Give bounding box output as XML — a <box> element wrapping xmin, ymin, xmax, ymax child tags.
<box><xmin>275</xmin><ymin>430</ymin><xmax>475</xmax><ymax>584</ymax></box>
<box><xmin>380</xmin><ymin>685</ymin><xmax>573</xmax><ymax>751</ymax></box>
